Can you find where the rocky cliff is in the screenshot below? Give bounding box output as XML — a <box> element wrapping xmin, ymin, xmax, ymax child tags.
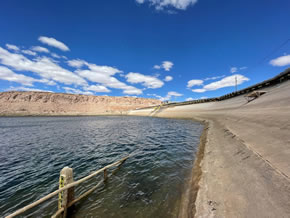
<box><xmin>0</xmin><ymin>91</ymin><xmax>161</xmax><ymax>116</ymax></box>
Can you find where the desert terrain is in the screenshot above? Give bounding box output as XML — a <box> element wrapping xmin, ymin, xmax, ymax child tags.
<box><xmin>0</xmin><ymin>91</ymin><xmax>161</xmax><ymax>116</ymax></box>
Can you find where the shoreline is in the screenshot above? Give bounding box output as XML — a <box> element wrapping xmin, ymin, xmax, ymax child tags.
<box><xmin>178</xmin><ymin>120</ymin><xmax>209</xmax><ymax>218</ymax></box>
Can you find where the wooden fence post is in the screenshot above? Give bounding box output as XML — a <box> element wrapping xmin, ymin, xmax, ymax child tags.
<box><xmin>104</xmin><ymin>169</ymin><xmax>108</xmax><ymax>182</ymax></box>
<box><xmin>58</xmin><ymin>167</ymin><xmax>74</xmax><ymax>218</ymax></box>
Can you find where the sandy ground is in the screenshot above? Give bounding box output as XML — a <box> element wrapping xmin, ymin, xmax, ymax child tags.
<box><xmin>129</xmin><ymin>80</ymin><xmax>290</xmax><ymax>218</ymax></box>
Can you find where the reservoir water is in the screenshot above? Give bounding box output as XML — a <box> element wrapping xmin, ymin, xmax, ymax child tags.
<box><xmin>0</xmin><ymin>116</ymin><xmax>203</xmax><ymax>217</ymax></box>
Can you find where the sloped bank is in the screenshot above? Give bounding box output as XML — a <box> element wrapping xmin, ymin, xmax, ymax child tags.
<box><xmin>128</xmin><ymin>80</ymin><xmax>290</xmax><ymax>217</ymax></box>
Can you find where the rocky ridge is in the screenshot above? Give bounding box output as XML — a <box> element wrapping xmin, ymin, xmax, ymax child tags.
<box><xmin>0</xmin><ymin>91</ymin><xmax>161</xmax><ymax>116</ymax></box>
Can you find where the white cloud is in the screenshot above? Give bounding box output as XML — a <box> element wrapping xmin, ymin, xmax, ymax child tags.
<box><xmin>84</xmin><ymin>85</ymin><xmax>111</xmax><ymax>93</ymax></box>
<box><xmin>153</xmin><ymin>65</ymin><xmax>161</xmax><ymax>69</ymax></box>
<box><xmin>203</xmin><ymin>74</ymin><xmax>249</xmax><ymax>91</ymax></box>
<box><xmin>204</xmin><ymin>75</ymin><xmax>225</xmax><ymax>81</ymax></box>
<box><xmin>200</xmin><ymin>96</ymin><xmax>208</xmax><ymax>99</ymax></box>
<box><xmin>168</xmin><ymin>91</ymin><xmax>182</xmax><ymax>97</ymax></box>
<box><xmin>0</xmin><ymin>66</ymin><xmax>56</xmax><ymax>87</ymax></box>
<box><xmin>162</xmin><ymin>61</ymin><xmax>173</xmax><ymax>71</ymax></box>
<box><xmin>158</xmin><ymin>91</ymin><xmax>183</xmax><ymax>101</ymax></box>
<box><xmin>136</xmin><ymin>0</ymin><xmax>198</xmax><ymax>10</ymax></box>
<box><xmin>0</xmin><ymin>43</ymin><xmax>142</xmax><ymax>96</ymax></box>
<box><xmin>0</xmin><ymin>66</ymin><xmax>37</xmax><ymax>86</ymax></box>
<box><xmin>76</xmin><ymin>68</ymin><xmax>142</xmax><ymax>95</ymax></box>
<box><xmin>87</xmin><ymin>63</ymin><xmax>122</xmax><ymax>76</ymax></box>
<box><xmin>22</xmin><ymin>50</ymin><xmax>37</xmax><ymax>56</ymax></box>
<box><xmin>192</xmin><ymin>74</ymin><xmax>249</xmax><ymax>93</ymax></box>
<box><xmin>164</xmin><ymin>75</ymin><xmax>173</xmax><ymax>81</ymax></box>
<box><xmin>230</xmin><ymin>66</ymin><xmax>247</xmax><ymax>73</ymax></box>
<box><xmin>230</xmin><ymin>67</ymin><xmax>238</xmax><ymax>73</ymax></box>
<box><xmin>154</xmin><ymin>61</ymin><xmax>174</xmax><ymax>71</ymax></box>
<box><xmin>51</xmin><ymin>53</ymin><xmax>61</xmax><ymax>59</ymax></box>
<box><xmin>123</xmin><ymin>87</ymin><xmax>143</xmax><ymax>95</ymax></box>
<box><xmin>270</xmin><ymin>55</ymin><xmax>290</xmax><ymax>67</ymax></box>
<box><xmin>31</xmin><ymin>46</ymin><xmax>50</xmax><ymax>53</ymax></box>
<box><xmin>186</xmin><ymin>97</ymin><xmax>194</xmax><ymax>101</ymax></box>
<box><xmin>6</xmin><ymin>44</ymin><xmax>20</xmax><ymax>51</ymax></box>
<box><xmin>192</xmin><ymin>88</ymin><xmax>206</xmax><ymax>93</ymax></box>
<box><xmin>63</xmin><ymin>87</ymin><xmax>93</xmax><ymax>95</ymax></box>
<box><xmin>6</xmin><ymin>86</ymin><xmax>52</xmax><ymax>92</ymax></box>
<box><xmin>187</xmin><ymin>79</ymin><xmax>203</xmax><ymax>88</ymax></box>
<box><xmin>126</xmin><ymin>72</ymin><xmax>164</xmax><ymax>89</ymax></box>
<box><xmin>39</xmin><ymin>36</ymin><xmax>70</xmax><ymax>51</ymax></box>
<box><xmin>67</xmin><ymin>59</ymin><xmax>87</xmax><ymax>68</ymax></box>
<box><xmin>0</xmin><ymin>47</ymin><xmax>86</xmax><ymax>86</ymax></box>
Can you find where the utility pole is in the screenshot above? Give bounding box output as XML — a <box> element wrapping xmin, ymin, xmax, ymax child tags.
<box><xmin>235</xmin><ymin>76</ymin><xmax>237</xmax><ymax>92</ymax></box>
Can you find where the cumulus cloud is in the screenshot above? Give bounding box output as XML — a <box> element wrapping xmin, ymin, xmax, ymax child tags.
<box><xmin>159</xmin><ymin>91</ymin><xmax>183</xmax><ymax>101</ymax></box>
<box><xmin>230</xmin><ymin>66</ymin><xmax>247</xmax><ymax>73</ymax></box>
<box><xmin>22</xmin><ymin>50</ymin><xmax>37</xmax><ymax>56</ymax></box>
<box><xmin>31</xmin><ymin>46</ymin><xmax>50</xmax><ymax>53</ymax></box>
<box><xmin>136</xmin><ymin>0</ymin><xmax>198</xmax><ymax>10</ymax></box>
<box><xmin>87</xmin><ymin>63</ymin><xmax>122</xmax><ymax>76</ymax></box>
<box><xmin>168</xmin><ymin>91</ymin><xmax>182</xmax><ymax>97</ymax></box>
<box><xmin>0</xmin><ymin>66</ymin><xmax>37</xmax><ymax>86</ymax></box>
<box><xmin>63</xmin><ymin>87</ymin><xmax>93</xmax><ymax>95</ymax></box>
<box><xmin>203</xmin><ymin>74</ymin><xmax>249</xmax><ymax>90</ymax></box>
<box><xmin>270</xmin><ymin>55</ymin><xmax>290</xmax><ymax>67</ymax></box>
<box><xmin>126</xmin><ymin>72</ymin><xmax>164</xmax><ymax>89</ymax></box>
<box><xmin>164</xmin><ymin>75</ymin><xmax>173</xmax><ymax>81</ymax></box>
<box><xmin>67</xmin><ymin>59</ymin><xmax>87</xmax><ymax>68</ymax></box>
<box><xmin>192</xmin><ymin>88</ymin><xmax>206</xmax><ymax>93</ymax></box>
<box><xmin>186</xmin><ymin>97</ymin><xmax>194</xmax><ymax>101</ymax></box>
<box><xmin>154</xmin><ymin>61</ymin><xmax>174</xmax><ymax>71</ymax></box>
<box><xmin>187</xmin><ymin>79</ymin><xmax>203</xmax><ymax>88</ymax></box>
<box><xmin>153</xmin><ymin>65</ymin><xmax>161</xmax><ymax>69</ymax></box>
<box><xmin>51</xmin><ymin>53</ymin><xmax>61</xmax><ymax>59</ymax></box>
<box><xmin>6</xmin><ymin>86</ymin><xmax>52</xmax><ymax>92</ymax></box>
<box><xmin>39</xmin><ymin>36</ymin><xmax>70</xmax><ymax>51</ymax></box>
<box><xmin>84</xmin><ymin>85</ymin><xmax>111</xmax><ymax>93</ymax></box>
<box><xmin>0</xmin><ymin>40</ymin><xmax>143</xmax><ymax>96</ymax></box>
<box><xmin>76</xmin><ymin>68</ymin><xmax>142</xmax><ymax>95</ymax></box>
<box><xmin>204</xmin><ymin>75</ymin><xmax>225</xmax><ymax>81</ymax></box>
<box><xmin>0</xmin><ymin>47</ymin><xmax>86</xmax><ymax>86</ymax></box>
<box><xmin>192</xmin><ymin>74</ymin><xmax>249</xmax><ymax>93</ymax></box>
<box><xmin>147</xmin><ymin>91</ymin><xmax>182</xmax><ymax>101</ymax></box>
<box><xmin>230</xmin><ymin>67</ymin><xmax>238</xmax><ymax>73</ymax></box>
<box><xmin>162</xmin><ymin>61</ymin><xmax>174</xmax><ymax>71</ymax></box>
<box><xmin>123</xmin><ymin>87</ymin><xmax>143</xmax><ymax>95</ymax></box>
<box><xmin>6</xmin><ymin>44</ymin><xmax>20</xmax><ymax>51</ymax></box>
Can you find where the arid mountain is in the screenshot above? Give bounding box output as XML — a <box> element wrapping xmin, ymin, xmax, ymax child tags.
<box><xmin>0</xmin><ymin>91</ymin><xmax>161</xmax><ymax>116</ymax></box>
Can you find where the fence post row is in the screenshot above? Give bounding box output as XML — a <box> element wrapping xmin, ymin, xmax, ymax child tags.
<box><xmin>5</xmin><ymin>155</ymin><xmax>130</xmax><ymax>218</ymax></box>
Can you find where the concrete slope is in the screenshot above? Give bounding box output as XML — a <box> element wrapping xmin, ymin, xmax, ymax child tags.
<box><xmin>129</xmin><ymin>81</ymin><xmax>290</xmax><ymax>217</ymax></box>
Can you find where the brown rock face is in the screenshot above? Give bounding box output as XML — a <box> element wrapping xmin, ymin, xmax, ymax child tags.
<box><xmin>0</xmin><ymin>91</ymin><xmax>161</xmax><ymax>116</ymax></box>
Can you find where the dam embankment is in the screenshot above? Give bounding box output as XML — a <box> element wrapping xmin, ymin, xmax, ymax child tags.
<box><xmin>128</xmin><ymin>80</ymin><xmax>290</xmax><ymax>217</ymax></box>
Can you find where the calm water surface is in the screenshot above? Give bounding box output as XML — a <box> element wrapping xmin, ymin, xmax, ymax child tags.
<box><xmin>0</xmin><ymin>116</ymin><xmax>203</xmax><ymax>217</ymax></box>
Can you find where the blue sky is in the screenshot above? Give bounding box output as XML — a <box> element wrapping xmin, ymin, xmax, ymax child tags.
<box><xmin>0</xmin><ymin>0</ymin><xmax>290</xmax><ymax>102</ymax></box>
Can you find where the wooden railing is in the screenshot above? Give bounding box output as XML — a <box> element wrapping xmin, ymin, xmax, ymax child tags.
<box><xmin>5</xmin><ymin>155</ymin><xmax>130</xmax><ymax>218</ymax></box>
